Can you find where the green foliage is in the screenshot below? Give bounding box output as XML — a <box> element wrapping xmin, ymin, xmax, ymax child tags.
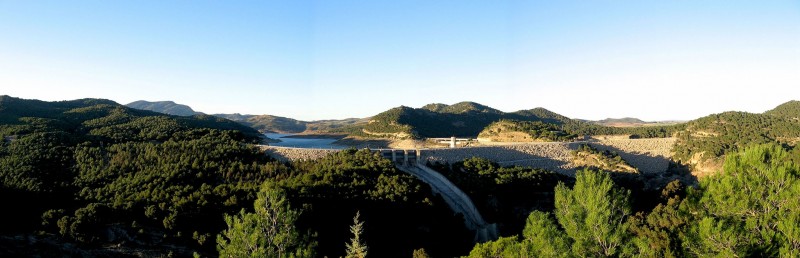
<box><xmin>672</xmin><ymin>111</ymin><xmax>800</xmax><ymax>163</ymax></box>
<box><xmin>412</xmin><ymin>248</ymin><xmax>431</xmax><ymax>258</ymax></box>
<box><xmin>214</xmin><ymin>113</ymin><xmax>309</xmax><ymax>134</ymax></box>
<box><xmin>682</xmin><ymin>143</ymin><xmax>800</xmax><ymax>257</ymax></box>
<box><xmin>764</xmin><ymin>100</ymin><xmax>800</xmax><ymax>121</ymax></box>
<box><xmin>479</xmin><ymin>120</ymin><xmax>577</xmax><ymax>141</ymax></box>
<box><xmin>344</xmin><ymin>211</ymin><xmax>367</xmax><ymax>258</ymax></box>
<box><xmin>571</xmin><ymin>144</ymin><xmax>638</xmax><ymax>173</ymax></box>
<box><xmin>126</xmin><ymin>100</ymin><xmax>198</xmax><ymax>116</ymax></box>
<box><xmin>466</xmin><ymin>170</ymin><xmax>632</xmax><ymax>257</ymax></box>
<box><xmin>518</xmin><ymin>211</ymin><xmax>570</xmax><ymax>258</ymax></box>
<box><xmin>434</xmin><ymin>157</ymin><xmax>570</xmax><ymax>236</ymax></box>
<box><xmin>282</xmin><ymin>148</ymin><xmax>425</xmax><ymax>202</ymax></box>
<box><xmin>217</xmin><ymin>184</ymin><xmax>314</xmax><ymax>258</ymax></box>
<box><xmin>0</xmin><ymin>131</ymin><xmax>76</xmax><ymax>192</ymax></box>
<box><xmin>57</xmin><ymin>203</ymin><xmax>113</xmax><ymax>243</ymax></box>
<box><xmin>554</xmin><ymin>170</ymin><xmax>632</xmax><ymax>257</ymax></box>
<box><xmin>277</xmin><ymin>148</ymin><xmax>472</xmax><ymax>257</ymax></box>
<box><xmin>465</xmin><ymin>236</ymin><xmax>521</xmax><ymax>258</ymax></box>
<box><xmin>69</xmin><ymin>129</ymin><xmax>283</xmax><ymax>245</ymax></box>
<box><xmin>627</xmin><ymin>191</ymin><xmax>689</xmax><ymax>257</ymax></box>
<box><xmin>0</xmin><ymin>96</ymin><xmax>278</xmax><ymax>254</ymax></box>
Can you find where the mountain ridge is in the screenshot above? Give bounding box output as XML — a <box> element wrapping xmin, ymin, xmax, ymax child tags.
<box><xmin>125</xmin><ymin>100</ymin><xmax>199</xmax><ymax>116</ymax></box>
<box><xmin>353</xmin><ymin>102</ymin><xmax>591</xmax><ymax>139</ymax></box>
<box><xmin>1</xmin><ymin>95</ymin><xmax>263</xmax><ymax>141</ymax></box>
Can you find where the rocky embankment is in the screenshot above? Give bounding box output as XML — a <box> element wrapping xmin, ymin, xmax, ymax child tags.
<box><xmin>260</xmin><ymin>146</ymin><xmax>338</xmax><ymax>162</ymax></box>
<box><xmin>590</xmin><ymin>138</ymin><xmax>677</xmax><ymax>174</ymax></box>
<box><xmin>421</xmin><ymin>143</ymin><xmax>579</xmax><ymax>175</ymax></box>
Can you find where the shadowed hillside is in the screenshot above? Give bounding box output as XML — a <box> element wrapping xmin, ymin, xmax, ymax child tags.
<box><xmin>214</xmin><ymin>113</ymin><xmax>367</xmax><ymax>134</ymax></box>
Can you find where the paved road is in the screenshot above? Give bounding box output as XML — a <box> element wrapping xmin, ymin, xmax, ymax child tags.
<box><xmin>397</xmin><ymin>164</ymin><xmax>498</xmax><ymax>242</ymax></box>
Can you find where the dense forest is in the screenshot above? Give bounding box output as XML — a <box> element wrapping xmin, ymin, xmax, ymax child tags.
<box><xmin>0</xmin><ymin>96</ymin><xmax>470</xmax><ymax>257</ymax></box>
<box><xmin>672</xmin><ymin>109</ymin><xmax>800</xmax><ymax>167</ymax></box>
<box><xmin>4</xmin><ymin>96</ymin><xmax>800</xmax><ymax>257</ymax></box>
<box><xmin>467</xmin><ymin>143</ymin><xmax>800</xmax><ymax>257</ymax></box>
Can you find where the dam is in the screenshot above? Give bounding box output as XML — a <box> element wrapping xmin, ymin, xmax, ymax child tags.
<box><xmin>261</xmin><ymin>137</ymin><xmax>676</xmax><ymax>175</ymax></box>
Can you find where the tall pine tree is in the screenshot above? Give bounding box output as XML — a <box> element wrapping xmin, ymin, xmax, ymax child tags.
<box><xmin>345</xmin><ymin>211</ymin><xmax>368</xmax><ymax>258</ymax></box>
<box><xmin>217</xmin><ymin>183</ymin><xmax>315</xmax><ymax>258</ymax></box>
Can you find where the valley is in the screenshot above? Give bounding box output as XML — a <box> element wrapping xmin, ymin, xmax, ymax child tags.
<box><xmin>3</xmin><ymin>95</ymin><xmax>800</xmax><ymax>257</ymax></box>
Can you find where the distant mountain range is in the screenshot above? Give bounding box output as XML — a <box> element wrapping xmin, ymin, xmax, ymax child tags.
<box><xmin>125</xmin><ymin>100</ymin><xmax>365</xmax><ymax>134</ymax></box>
<box><xmin>595</xmin><ymin>117</ymin><xmax>647</xmax><ymax>125</ymax></box>
<box><xmin>212</xmin><ymin>113</ymin><xmax>366</xmax><ymax>134</ymax></box>
<box><xmin>10</xmin><ymin>95</ymin><xmax>800</xmax><ymax>175</ymax></box>
<box><xmin>124</xmin><ymin>100</ymin><xmax>679</xmax><ymax>137</ymax></box>
<box><xmin>2</xmin><ymin>96</ymin><xmax>263</xmax><ymax>141</ymax></box>
<box><xmin>124</xmin><ymin>99</ymin><xmax>800</xmax><ymax>147</ymax></box>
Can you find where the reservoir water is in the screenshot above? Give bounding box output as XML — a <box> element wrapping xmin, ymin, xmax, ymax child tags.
<box><xmin>264</xmin><ymin>133</ymin><xmax>346</xmax><ymax>149</ymax></box>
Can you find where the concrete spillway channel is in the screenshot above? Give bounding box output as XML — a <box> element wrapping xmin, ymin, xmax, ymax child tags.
<box><xmin>397</xmin><ymin>164</ymin><xmax>498</xmax><ymax>243</ymax></box>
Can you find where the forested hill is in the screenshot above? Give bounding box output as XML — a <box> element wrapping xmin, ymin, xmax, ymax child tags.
<box><xmin>671</xmin><ymin>101</ymin><xmax>800</xmax><ymax>173</ymax></box>
<box><xmin>1</xmin><ymin>95</ymin><xmax>263</xmax><ymax>142</ymax></box>
<box><xmin>765</xmin><ymin>100</ymin><xmax>800</xmax><ymax>121</ymax></box>
<box><xmin>351</xmin><ymin>102</ymin><xmax>576</xmax><ymax>138</ymax></box>
<box><xmin>125</xmin><ymin>100</ymin><xmax>365</xmax><ymax>134</ymax></box>
<box><xmin>213</xmin><ymin>113</ymin><xmax>308</xmax><ymax>133</ymax></box>
<box><xmin>124</xmin><ymin>100</ymin><xmax>307</xmax><ymax>133</ymax></box>
<box><xmin>213</xmin><ymin>113</ymin><xmax>367</xmax><ymax>134</ymax></box>
<box><xmin>125</xmin><ymin>100</ymin><xmax>200</xmax><ymax>116</ymax></box>
<box><xmin>0</xmin><ymin>95</ymin><xmax>472</xmax><ymax>257</ymax></box>
<box><xmin>352</xmin><ymin>101</ymin><xmax>680</xmax><ymax>139</ymax></box>
<box><xmin>596</xmin><ymin>117</ymin><xmax>647</xmax><ymax>124</ymax></box>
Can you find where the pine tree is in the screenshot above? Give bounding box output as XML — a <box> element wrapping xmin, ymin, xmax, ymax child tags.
<box><xmin>554</xmin><ymin>169</ymin><xmax>632</xmax><ymax>257</ymax></box>
<box><xmin>411</xmin><ymin>248</ymin><xmax>430</xmax><ymax>258</ymax></box>
<box><xmin>217</xmin><ymin>183</ymin><xmax>314</xmax><ymax>258</ymax></box>
<box><xmin>345</xmin><ymin>211</ymin><xmax>368</xmax><ymax>258</ymax></box>
<box><xmin>519</xmin><ymin>211</ymin><xmax>570</xmax><ymax>257</ymax></box>
<box><xmin>682</xmin><ymin>143</ymin><xmax>800</xmax><ymax>257</ymax></box>
<box><xmin>464</xmin><ymin>169</ymin><xmax>631</xmax><ymax>257</ymax></box>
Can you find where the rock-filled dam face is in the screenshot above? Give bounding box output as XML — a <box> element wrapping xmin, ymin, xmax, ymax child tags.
<box><xmin>261</xmin><ymin>138</ymin><xmax>676</xmax><ymax>175</ymax></box>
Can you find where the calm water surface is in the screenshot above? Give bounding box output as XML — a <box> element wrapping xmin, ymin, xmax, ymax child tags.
<box><xmin>264</xmin><ymin>133</ymin><xmax>345</xmax><ymax>149</ymax></box>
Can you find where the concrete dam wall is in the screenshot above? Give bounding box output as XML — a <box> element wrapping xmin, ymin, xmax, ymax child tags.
<box><xmin>260</xmin><ymin>138</ymin><xmax>676</xmax><ymax>175</ymax></box>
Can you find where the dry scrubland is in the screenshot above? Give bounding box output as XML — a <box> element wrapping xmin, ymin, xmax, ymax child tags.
<box><xmin>261</xmin><ymin>137</ymin><xmax>677</xmax><ymax>175</ymax></box>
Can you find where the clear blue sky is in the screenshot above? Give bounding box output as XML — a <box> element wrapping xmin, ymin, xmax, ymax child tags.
<box><xmin>1</xmin><ymin>1</ymin><xmax>798</xmax><ymax>121</ymax></box>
